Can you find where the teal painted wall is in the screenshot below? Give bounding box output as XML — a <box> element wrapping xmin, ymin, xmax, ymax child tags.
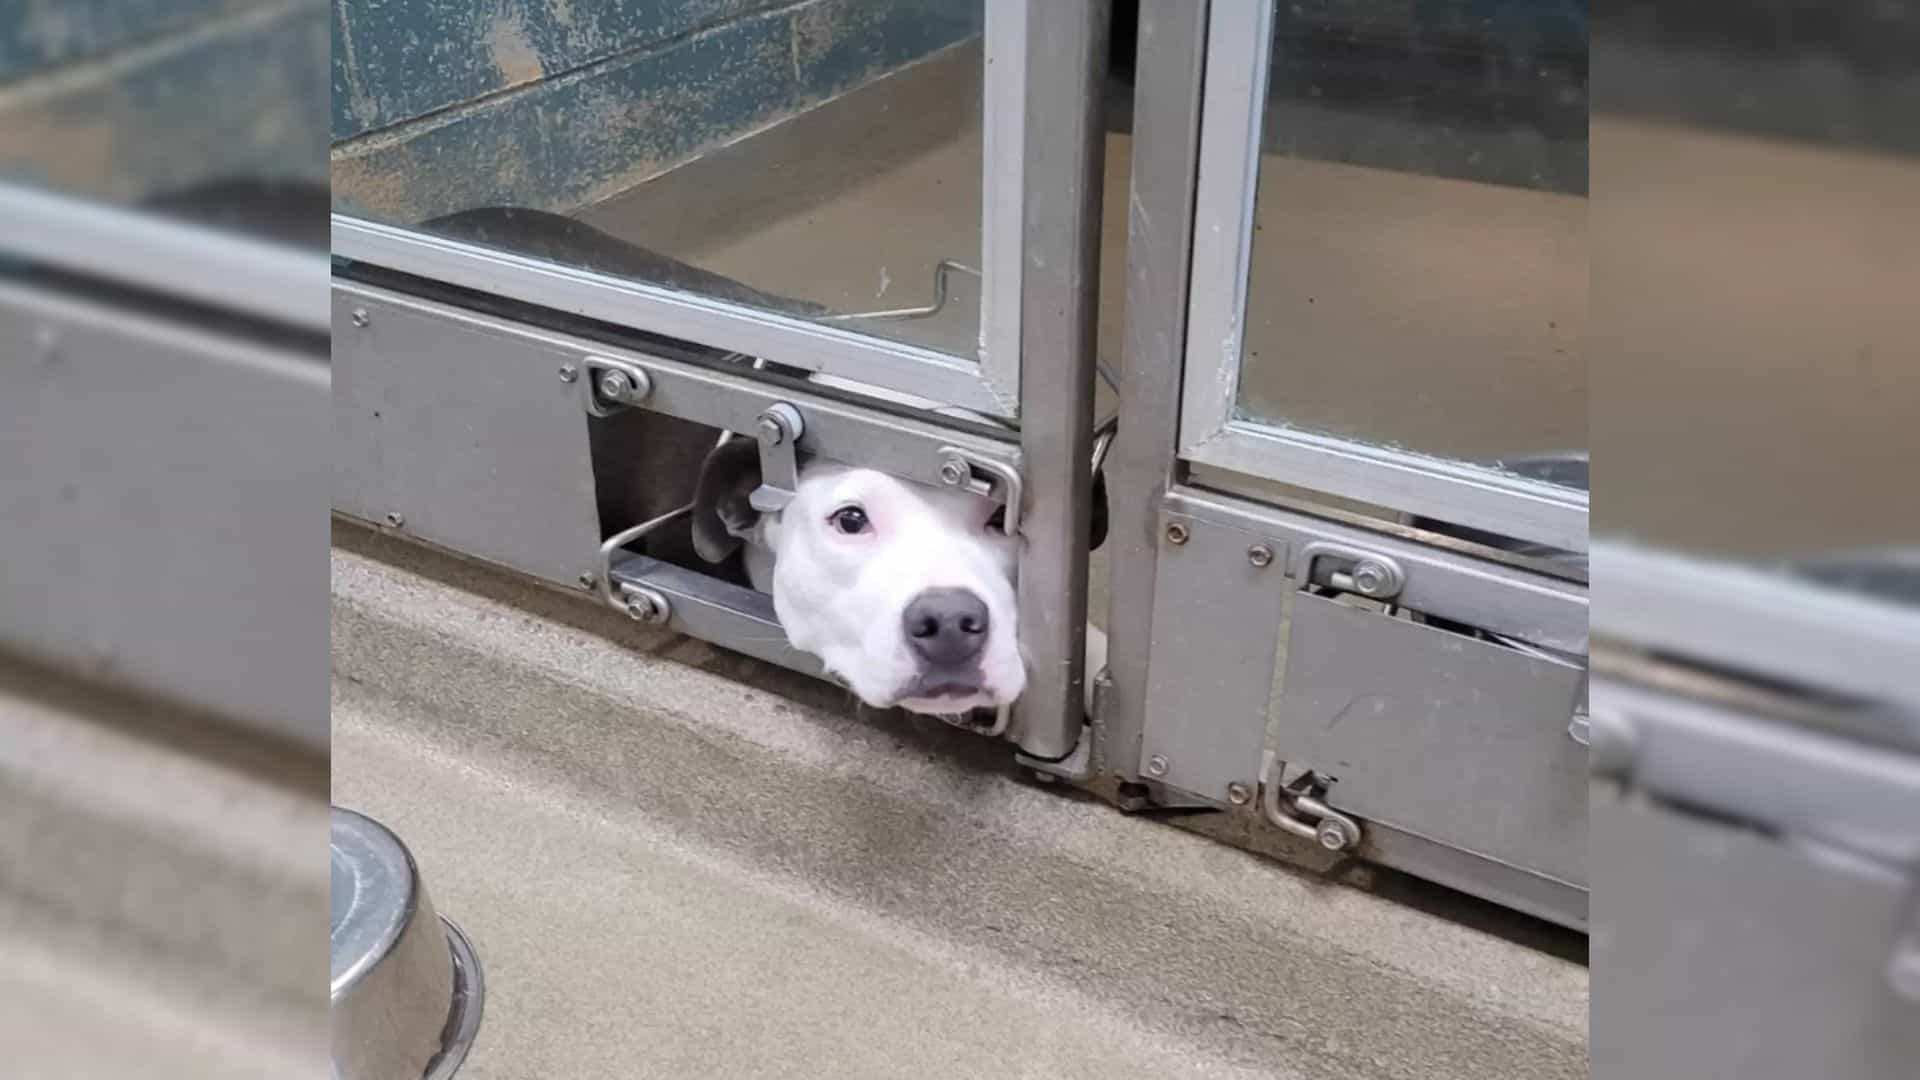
<box><xmin>329</xmin><ymin>0</ymin><xmax>981</xmax><ymax>222</ymax></box>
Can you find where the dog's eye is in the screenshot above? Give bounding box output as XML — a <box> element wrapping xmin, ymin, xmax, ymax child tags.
<box><xmin>827</xmin><ymin>506</ymin><xmax>871</xmax><ymax>535</ymax></box>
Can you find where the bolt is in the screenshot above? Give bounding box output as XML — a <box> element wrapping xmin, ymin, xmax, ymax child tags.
<box><xmin>1316</xmin><ymin>820</ymin><xmax>1349</xmax><ymax>851</ymax></box>
<box><xmin>1165</xmin><ymin>522</ymin><xmax>1189</xmax><ymax>546</ymax></box>
<box><xmin>1226</xmin><ymin>782</ymin><xmax>1253</xmax><ymax>806</ymax></box>
<box><xmin>623</xmin><ymin>588</ymin><xmax>671</xmax><ymax>625</ymax></box>
<box><xmin>557</xmin><ymin>363</ymin><xmax>579</xmax><ymax>383</ymax></box>
<box><xmin>1146</xmin><ymin>754</ymin><xmax>1169</xmax><ymax>777</ymax></box>
<box><xmin>599</xmin><ymin>369</ymin><xmax>634</xmax><ymax>401</ymax></box>
<box><xmin>384</xmin><ymin>511</ymin><xmax>404</xmax><ymax>528</ymax></box>
<box><xmin>1352</xmin><ymin>560</ymin><xmax>1389</xmax><ymax>595</ymax></box>
<box><xmin>1248</xmin><ymin>543</ymin><xmax>1274</xmax><ymax>568</ymax></box>
<box><xmin>350</xmin><ymin>308</ymin><xmax>370</xmax><ymax>328</ymax></box>
<box><xmin>757</xmin><ymin>416</ymin><xmax>785</xmax><ymax>445</ymax></box>
<box><xmin>939</xmin><ymin>454</ymin><xmax>971</xmax><ymax>487</ymax></box>
<box><xmin>577</xmin><ymin>573</ymin><xmax>597</xmax><ymax>592</ymax></box>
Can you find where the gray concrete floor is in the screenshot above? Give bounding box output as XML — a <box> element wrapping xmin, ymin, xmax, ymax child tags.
<box><xmin>330</xmin><ymin>535</ymin><xmax>1587</xmax><ymax>1079</ymax></box>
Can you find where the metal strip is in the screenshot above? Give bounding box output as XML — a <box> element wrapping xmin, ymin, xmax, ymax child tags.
<box><xmin>1187</xmin><ymin>423</ymin><xmax>1590</xmax><ymax>555</ymax></box>
<box><xmin>608</xmin><ymin>554</ymin><xmax>824</xmax><ymax>679</ymax></box>
<box><xmin>978</xmin><ymin>0</ymin><xmax>1027</xmax><ymax>401</ymax></box>
<box><xmin>0</xmin><ymin>182</ymin><xmax>328</xmax><ymax>333</ymax></box>
<box><xmin>331</xmin><ymin>214</ymin><xmax>1010</xmax><ymax>418</ymax></box>
<box><xmin>1592</xmin><ymin>675</ymin><xmax>1920</xmax><ymax>866</ymax></box>
<box><xmin>1008</xmin><ymin>0</ymin><xmax>1108</xmax><ymax>761</ymax></box>
<box><xmin>1363</xmin><ymin>820</ymin><xmax>1589</xmax><ymax>932</ymax></box>
<box><xmin>331</xmin><ymin>279</ymin><xmax>1020</xmax><ymax>492</ymax></box>
<box><xmin>1177</xmin><ymin>0</ymin><xmax>1270</xmax><ymax>453</ymax></box>
<box><xmin>1104</xmin><ymin>0</ymin><xmax>1212</xmax><ymax>781</ymax></box>
<box><xmin>1168</xmin><ymin>487</ymin><xmax>1589</xmax><ymax>654</ymax></box>
<box><xmin>1592</xmin><ymin>540</ymin><xmax>1920</xmax><ymax>712</ymax></box>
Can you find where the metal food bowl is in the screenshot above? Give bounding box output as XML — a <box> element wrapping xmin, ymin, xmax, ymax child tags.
<box><xmin>331</xmin><ymin>807</ymin><xmax>484</xmax><ymax>1080</ymax></box>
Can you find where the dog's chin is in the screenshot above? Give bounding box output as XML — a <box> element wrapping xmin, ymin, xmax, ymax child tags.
<box><xmin>895</xmin><ymin>691</ymin><xmax>1000</xmax><ymax>716</ymax></box>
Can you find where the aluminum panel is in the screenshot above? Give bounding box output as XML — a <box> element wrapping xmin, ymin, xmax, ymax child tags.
<box><xmin>1138</xmin><ymin>512</ymin><xmax>1288</xmax><ymax>804</ymax></box>
<box><xmin>330</xmin><ymin>286</ymin><xmax>603</xmax><ymax>588</ymax></box>
<box><xmin>1277</xmin><ymin>592</ymin><xmax>1587</xmax><ymax>886</ymax></box>
<box><xmin>1593</xmin><ymin>789</ymin><xmax>1918</xmax><ymax>1080</ymax></box>
<box><xmin>0</xmin><ymin>279</ymin><xmax>328</xmax><ymax>749</ymax></box>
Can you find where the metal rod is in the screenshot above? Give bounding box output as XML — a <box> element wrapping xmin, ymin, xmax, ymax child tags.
<box><xmin>1102</xmin><ymin>0</ymin><xmax>1212</xmax><ymax>778</ymax></box>
<box><xmin>1010</xmin><ymin>0</ymin><xmax>1109</xmax><ymax>761</ymax></box>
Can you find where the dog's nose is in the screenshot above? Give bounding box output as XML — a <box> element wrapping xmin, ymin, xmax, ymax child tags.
<box><xmin>902</xmin><ymin>588</ymin><xmax>990</xmax><ymax>669</ymax></box>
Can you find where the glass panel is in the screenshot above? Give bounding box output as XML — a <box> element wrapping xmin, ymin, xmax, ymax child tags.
<box><xmin>0</xmin><ymin>1</ymin><xmax>329</xmax><ymax>247</ymax></box>
<box><xmin>330</xmin><ymin>0</ymin><xmax>986</xmax><ymax>359</ymax></box>
<box><xmin>1236</xmin><ymin>0</ymin><xmax>1588</xmax><ymax>481</ymax></box>
<box><xmin>1593</xmin><ymin>0</ymin><xmax>1920</xmax><ymax>564</ymax></box>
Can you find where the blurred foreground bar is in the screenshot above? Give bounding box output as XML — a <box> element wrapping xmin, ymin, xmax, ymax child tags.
<box><xmin>1589</xmin><ymin>2</ymin><xmax>1920</xmax><ymax>1078</ymax></box>
<box><xmin>0</xmin><ymin>2</ymin><xmax>330</xmax><ymax>1077</ymax></box>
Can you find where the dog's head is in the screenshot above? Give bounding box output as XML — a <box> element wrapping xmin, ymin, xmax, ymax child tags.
<box><xmin>689</xmin><ymin>437</ymin><xmax>1105</xmax><ymax>715</ymax></box>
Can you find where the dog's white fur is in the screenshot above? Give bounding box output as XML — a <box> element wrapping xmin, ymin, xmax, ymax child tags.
<box><xmin>733</xmin><ymin>463</ymin><xmax>1027</xmax><ymax>714</ymax></box>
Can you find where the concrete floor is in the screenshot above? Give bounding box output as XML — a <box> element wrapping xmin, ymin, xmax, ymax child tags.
<box><xmin>330</xmin><ymin>536</ymin><xmax>1587</xmax><ymax>1079</ymax></box>
<box><xmin>0</xmin><ymin>656</ymin><xmax>329</xmax><ymax>1080</ymax></box>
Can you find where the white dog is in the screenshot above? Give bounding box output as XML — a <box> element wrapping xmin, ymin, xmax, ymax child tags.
<box><xmin>687</xmin><ymin>436</ymin><xmax>1105</xmax><ymax>717</ymax></box>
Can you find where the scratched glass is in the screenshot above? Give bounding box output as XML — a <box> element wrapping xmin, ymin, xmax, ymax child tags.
<box><xmin>330</xmin><ymin>0</ymin><xmax>988</xmax><ymax>362</ymax></box>
<box><xmin>1235</xmin><ymin>0</ymin><xmax>1588</xmax><ymax>483</ymax></box>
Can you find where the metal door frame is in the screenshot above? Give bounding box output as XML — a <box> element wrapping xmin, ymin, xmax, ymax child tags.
<box><xmin>1176</xmin><ymin>0</ymin><xmax>1586</xmax><ymax>554</ymax></box>
<box><xmin>328</xmin><ymin>0</ymin><xmax>1107</xmax><ymax>763</ymax></box>
<box><xmin>331</xmin><ymin>0</ymin><xmax>1047</xmax><ymax>422</ymax></box>
<box><xmin>1106</xmin><ymin>0</ymin><xmax>1591</xmax><ymax>928</ymax></box>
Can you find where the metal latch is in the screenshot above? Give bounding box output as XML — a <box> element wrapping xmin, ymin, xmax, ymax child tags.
<box><xmin>575</xmin><ymin>355</ymin><xmax>654</xmax><ymax>417</ymax></box>
<box><xmin>1298</xmin><ymin>541</ymin><xmax>1405</xmax><ymax>601</ymax></box>
<box><xmin>749</xmin><ymin>403</ymin><xmax>805</xmax><ymax>513</ymax></box>
<box><xmin>1259</xmin><ymin>752</ymin><xmax>1362</xmax><ymax>852</ymax></box>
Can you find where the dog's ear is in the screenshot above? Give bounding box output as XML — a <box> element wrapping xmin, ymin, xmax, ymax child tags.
<box><xmin>1089</xmin><ymin>468</ymin><xmax>1109</xmax><ymax>552</ymax></box>
<box><xmin>690</xmin><ymin>436</ymin><xmax>764</xmax><ymax>563</ymax></box>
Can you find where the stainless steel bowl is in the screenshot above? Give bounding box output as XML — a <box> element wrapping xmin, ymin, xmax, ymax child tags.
<box><xmin>331</xmin><ymin>807</ymin><xmax>483</xmax><ymax>1080</ymax></box>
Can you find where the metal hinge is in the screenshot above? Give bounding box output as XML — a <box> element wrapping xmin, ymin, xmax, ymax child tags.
<box><xmin>749</xmin><ymin>403</ymin><xmax>804</xmax><ymax>513</ymax></box>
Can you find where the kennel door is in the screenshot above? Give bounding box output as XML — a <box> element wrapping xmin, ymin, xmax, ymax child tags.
<box><xmin>329</xmin><ymin>0</ymin><xmax>1030</xmax><ymax>421</ymax></box>
<box><xmin>1111</xmin><ymin>0</ymin><xmax>1590</xmax><ymax>929</ymax></box>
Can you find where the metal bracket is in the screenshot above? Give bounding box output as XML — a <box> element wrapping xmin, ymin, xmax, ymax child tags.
<box><xmin>1260</xmin><ymin>751</ymin><xmax>1363</xmax><ymax>852</ymax></box>
<box><xmin>749</xmin><ymin>403</ymin><xmax>805</xmax><ymax>514</ymax></box>
<box><xmin>937</xmin><ymin>446</ymin><xmax>1023</xmax><ymax>536</ymax></box>
<box><xmin>1297</xmin><ymin>541</ymin><xmax>1406</xmax><ymax>601</ymax></box>
<box><xmin>595</xmin><ymin>504</ymin><xmax>693</xmax><ymax>612</ymax></box>
<box><xmin>578</xmin><ymin>355</ymin><xmax>654</xmax><ymax>417</ymax></box>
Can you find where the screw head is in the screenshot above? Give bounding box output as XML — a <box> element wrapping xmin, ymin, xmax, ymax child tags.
<box><xmin>558</xmin><ymin>363</ymin><xmax>579</xmax><ymax>383</ymax></box>
<box><xmin>1248</xmin><ymin>543</ymin><xmax>1274</xmax><ymax>568</ymax></box>
<box><xmin>599</xmin><ymin>369</ymin><xmax>634</xmax><ymax>401</ymax></box>
<box><xmin>1145</xmin><ymin>754</ymin><xmax>1169</xmax><ymax>777</ymax></box>
<box><xmin>1352</xmin><ymin>561</ymin><xmax>1388</xmax><ymax>595</ymax></box>
<box><xmin>757</xmin><ymin>416</ymin><xmax>785</xmax><ymax>445</ymax></box>
<box><xmin>350</xmin><ymin>308</ymin><xmax>370</xmax><ymax>328</ymax></box>
<box><xmin>1226</xmin><ymin>782</ymin><xmax>1253</xmax><ymax>806</ymax></box>
<box><xmin>938</xmin><ymin>455</ymin><xmax>970</xmax><ymax>487</ymax></box>
<box><xmin>1165</xmin><ymin>522</ymin><xmax>1190</xmax><ymax>546</ymax></box>
<box><xmin>384</xmin><ymin>511</ymin><xmax>404</xmax><ymax>528</ymax></box>
<box><xmin>577</xmin><ymin>573</ymin><xmax>596</xmax><ymax>591</ymax></box>
<box><xmin>1316</xmin><ymin>821</ymin><xmax>1349</xmax><ymax>851</ymax></box>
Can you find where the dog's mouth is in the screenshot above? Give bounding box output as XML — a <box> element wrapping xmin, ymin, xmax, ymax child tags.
<box><xmin>893</xmin><ymin>675</ymin><xmax>1001</xmax><ymax>716</ymax></box>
